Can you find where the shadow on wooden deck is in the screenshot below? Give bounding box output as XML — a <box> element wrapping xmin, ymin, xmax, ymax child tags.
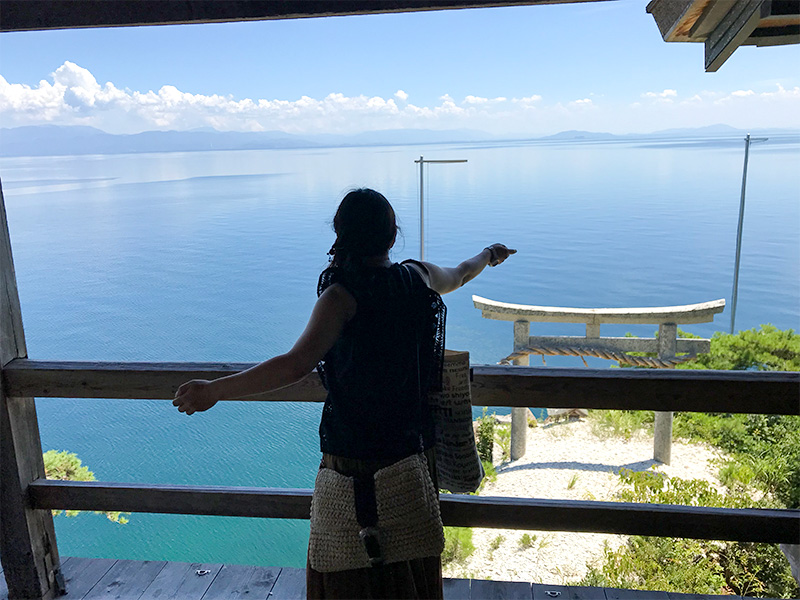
<box><xmin>0</xmin><ymin>557</ymin><xmax>772</xmax><ymax>599</ymax></box>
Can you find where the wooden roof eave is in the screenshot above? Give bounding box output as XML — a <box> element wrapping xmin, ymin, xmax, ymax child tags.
<box><xmin>646</xmin><ymin>0</ymin><xmax>800</xmax><ymax>72</ymax></box>
<box><xmin>0</xmin><ymin>0</ymin><xmax>611</xmax><ymax>32</ymax></box>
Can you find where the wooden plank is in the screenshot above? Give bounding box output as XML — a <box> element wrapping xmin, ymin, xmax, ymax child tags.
<box><xmin>745</xmin><ymin>24</ymin><xmax>800</xmax><ymax>46</ymax></box>
<box><xmin>4</xmin><ymin>360</ymin><xmax>798</xmax><ymax>415</ymax></box>
<box><xmin>30</xmin><ymin>480</ymin><xmax>313</xmax><ymax>519</ymax></box>
<box><xmin>605</xmin><ymin>588</ymin><xmax>669</xmax><ymax>599</ymax></box>
<box><xmin>441</xmin><ymin>494</ymin><xmax>800</xmax><ymax>543</ymax></box>
<box><xmin>241</xmin><ymin>565</ymin><xmax>280</xmax><ymax>599</ymax></box>
<box><xmin>705</xmin><ymin>0</ymin><xmax>763</xmax><ymax>71</ymax></box>
<box><xmin>2</xmin><ymin>360</ymin><xmax>327</xmax><ymax>403</ymax></box>
<box><xmin>200</xmin><ymin>563</ymin><xmax>279</xmax><ymax>600</ymax></box>
<box><xmin>27</xmin><ymin>480</ymin><xmax>800</xmax><ymax>544</ymax></box>
<box><xmin>198</xmin><ymin>564</ymin><xmax>255</xmax><ymax>600</ymax></box>
<box><xmin>689</xmin><ymin>0</ymin><xmax>735</xmax><ymax>38</ymax></box>
<box><xmin>82</xmin><ymin>559</ymin><xmax>166</xmax><ymax>599</ymax></box>
<box><xmin>444</xmin><ymin>577</ymin><xmax>471</xmax><ymax>599</ymax></box>
<box><xmin>268</xmin><ymin>567</ymin><xmax>305</xmax><ymax>600</ymax></box>
<box><xmin>666</xmin><ymin>592</ymin><xmax>743</xmax><ymax>600</ymax></box>
<box><xmin>59</xmin><ymin>557</ymin><xmax>117</xmax><ymax>599</ymax></box>
<box><xmin>645</xmin><ymin>0</ymin><xmax>697</xmax><ymax>40</ymax></box>
<box><xmin>470</xmin><ymin>579</ymin><xmax>531</xmax><ymax>599</ymax></box>
<box><xmin>470</xmin><ymin>366</ymin><xmax>799</xmax><ymax>414</ymax></box>
<box><xmin>0</xmin><ymin>0</ymin><xmax>608</xmax><ymax>32</ymax></box>
<box><xmin>532</xmin><ymin>583</ymin><xmax>604</xmax><ymax>599</ymax></box>
<box><xmin>138</xmin><ymin>561</ymin><xmax>223</xmax><ymax>600</ymax></box>
<box><xmin>0</xmin><ymin>179</ymin><xmax>62</xmax><ymax>599</ymax></box>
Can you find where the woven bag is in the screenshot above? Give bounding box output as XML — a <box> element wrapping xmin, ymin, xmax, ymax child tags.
<box><xmin>429</xmin><ymin>350</ymin><xmax>485</xmax><ymax>493</ymax></box>
<box><xmin>308</xmin><ymin>453</ymin><xmax>444</xmax><ymax>573</ymax></box>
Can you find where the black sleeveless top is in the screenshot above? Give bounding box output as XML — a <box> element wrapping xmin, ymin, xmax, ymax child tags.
<box><xmin>317</xmin><ymin>262</ymin><xmax>446</xmax><ymax>460</ymax></box>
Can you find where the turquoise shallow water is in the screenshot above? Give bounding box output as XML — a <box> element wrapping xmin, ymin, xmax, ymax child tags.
<box><xmin>0</xmin><ymin>136</ymin><xmax>798</xmax><ymax>567</ymax></box>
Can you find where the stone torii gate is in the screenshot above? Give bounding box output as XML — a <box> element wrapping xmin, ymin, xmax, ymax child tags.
<box><xmin>473</xmin><ymin>296</ymin><xmax>726</xmax><ymax>464</ymax></box>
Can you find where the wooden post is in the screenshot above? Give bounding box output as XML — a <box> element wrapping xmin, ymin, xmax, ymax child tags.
<box><xmin>510</xmin><ymin>320</ymin><xmax>529</xmax><ymax>461</ymax></box>
<box><xmin>0</xmin><ymin>179</ymin><xmax>62</xmax><ymax>600</ymax></box>
<box><xmin>654</xmin><ymin>323</ymin><xmax>677</xmax><ymax>465</ymax></box>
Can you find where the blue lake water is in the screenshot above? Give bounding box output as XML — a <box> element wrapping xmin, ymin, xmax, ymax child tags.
<box><xmin>0</xmin><ymin>136</ymin><xmax>798</xmax><ymax>567</ymax></box>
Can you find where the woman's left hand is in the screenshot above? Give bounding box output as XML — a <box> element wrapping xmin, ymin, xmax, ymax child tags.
<box><xmin>486</xmin><ymin>243</ymin><xmax>517</xmax><ymax>266</ymax></box>
<box><xmin>173</xmin><ymin>379</ymin><xmax>219</xmax><ymax>415</ymax></box>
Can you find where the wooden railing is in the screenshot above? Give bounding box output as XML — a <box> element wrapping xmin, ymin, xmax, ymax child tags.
<box><xmin>4</xmin><ymin>361</ymin><xmax>799</xmax><ymax>544</ymax></box>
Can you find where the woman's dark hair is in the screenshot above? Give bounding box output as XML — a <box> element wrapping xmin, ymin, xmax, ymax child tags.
<box><xmin>328</xmin><ymin>188</ymin><xmax>398</xmax><ymax>268</ymax></box>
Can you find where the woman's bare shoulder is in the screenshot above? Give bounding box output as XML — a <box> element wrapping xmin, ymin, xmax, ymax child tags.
<box><xmin>401</xmin><ymin>259</ymin><xmax>432</xmax><ymax>286</ymax></box>
<box><xmin>319</xmin><ymin>282</ymin><xmax>358</xmax><ymax>320</ymax></box>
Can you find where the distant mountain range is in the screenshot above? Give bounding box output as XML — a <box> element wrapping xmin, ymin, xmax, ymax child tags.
<box><xmin>0</xmin><ymin>124</ymin><xmax>796</xmax><ymax>158</ymax></box>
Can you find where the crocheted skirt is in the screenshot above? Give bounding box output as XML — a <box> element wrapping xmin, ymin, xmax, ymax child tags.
<box><xmin>306</xmin><ymin>449</ymin><xmax>443</xmax><ymax>600</ymax></box>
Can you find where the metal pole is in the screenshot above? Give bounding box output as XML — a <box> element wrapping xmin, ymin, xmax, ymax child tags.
<box><xmin>419</xmin><ymin>155</ymin><xmax>424</xmax><ymax>260</ymax></box>
<box><xmin>414</xmin><ymin>157</ymin><xmax>466</xmax><ymax>261</ymax></box>
<box><xmin>730</xmin><ymin>134</ymin><xmax>751</xmax><ymax>334</ymax></box>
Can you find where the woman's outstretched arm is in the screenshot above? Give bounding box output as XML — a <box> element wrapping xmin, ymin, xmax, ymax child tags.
<box><xmin>173</xmin><ymin>283</ymin><xmax>356</xmax><ymax>415</ymax></box>
<box><xmin>408</xmin><ymin>243</ymin><xmax>516</xmax><ymax>295</ymax></box>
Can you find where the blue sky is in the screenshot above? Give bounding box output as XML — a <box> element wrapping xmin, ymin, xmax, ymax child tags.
<box><xmin>1</xmin><ymin>1</ymin><xmax>798</xmax><ymax>135</ymax></box>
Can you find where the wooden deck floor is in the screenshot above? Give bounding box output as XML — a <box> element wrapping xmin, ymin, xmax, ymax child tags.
<box><xmin>0</xmin><ymin>558</ymin><xmax>770</xmax><ymax>599</ymax></box>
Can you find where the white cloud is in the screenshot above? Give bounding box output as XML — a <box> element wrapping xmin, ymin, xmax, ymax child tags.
<box><xmin>463</xmin><ymin>95</ymin><xmax>507</xmax><ymax>105</ymax></box>
<box><xmin>1</xmin><ymin>63</ymin><xmax>798</xmax><ymax>136</ymax></box>
<box><xmin>642</xmin><ymin>89</ymin><xmax>677</xmax><ymax>99</ymax></box>
<box><xmin>641</xmin><ymin>89</ymin><xmax>678</xmax><ymax>104</ymax></box>
<box><xmin>626</xmin><ymin>83</ymin><xmax>800</xmax><ymax>131</ymax></box>
<box><xmin>512</xmin><ymin>94</ymin><xmax>542</xmax><ymax>105</ymax></box>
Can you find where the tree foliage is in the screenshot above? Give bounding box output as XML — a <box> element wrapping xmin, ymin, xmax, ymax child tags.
<box><xmin>676</xmin><ymin>324</ymin><xmax>800</xmax><ymax>372</ymax></box>
<box><xmin>615</xmin><ymin>325</ymin><xmax>800</xmax><ymax>508</ymax></box>
<box><xmin>581</xmin><ymin>470</ymin><xmax>799</xmax><ymax>598</ymax></box>
<box><xmin>584</xmin><ymin>326</ymin><xmax>800</xmax><ymax>596</ymax></box>
<box><xmin>672</xmin><ymin>326</ymin><xmax>800</xmax><ymax>509</ymax></box>
<box><xmin>43</xmin><ymin>450</ymin><xmax>129</xmax><ymax>524</ymax></box>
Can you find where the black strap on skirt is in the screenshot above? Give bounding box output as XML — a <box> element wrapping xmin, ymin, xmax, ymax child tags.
<box><xmin>354</xmin><ymin>475</ymin><xmax>383</xmax><ymax>566</ymax></box>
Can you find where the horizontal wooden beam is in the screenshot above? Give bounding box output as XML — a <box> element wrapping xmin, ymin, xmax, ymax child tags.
<box><xmin>705</xmin><ymin>0</ymin><xmax>763</xmax><ymax>72</ymax></box>
<box><xmin>646</xmin><ymin>0</ymin><xmax>704</xmax><ymax>42</ymax></box>
<box><xmin>471</xmin><ymin>365</ymin><xmax>798</xmax><ymax>414</ymax></box>
<box><xmin>472</xmin><ymin>296</ymin><xmax>726</xmax><ymax>325</ymax></box>
<box><xmin>525</xmin><ymin>335</ymin><xmax>711</xmax><ymax>354</ymax></box>
<box><xmin>28</xmin><ymin>479</ymin><xmax>800</xmax><ymax>544</ymax></box>
<box><xmin>744</xmin><ymin>24</ymin><xmax>800</xmax><ymax>46</ymax></box>
<box><xmin>3</xmin><ymin>359</ymin><xmax>798</xmax><ymax>414</ymax></box>
<box><xmin>0</xmin><ymin>0</ymin><xmax>608</xmax><ymax>32</ymax></box>
<box><xmin>2</xmin><ymin>360</ymin><xmax>328</xmax><ymax>402</ymax></box>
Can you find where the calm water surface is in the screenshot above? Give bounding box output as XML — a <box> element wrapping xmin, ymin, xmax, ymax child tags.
<box><xmin>1</xmin><ymin>136</ymin><xmax>798</xmax><ymax>567</ymax></box>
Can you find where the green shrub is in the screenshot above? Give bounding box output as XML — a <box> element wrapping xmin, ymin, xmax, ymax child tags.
<box><xmin>589</xmin><ymin>410</ymin><xmax>653</xmax><ymax>440</ymax></box>
<box><xmin>476</xmin><ymin>408</ymin><xmax>495</xmax><ymax>463</ymax></box>
<box><xmin>488</xmin><ymin>535</ymin><xmax>504</xmax><ymax>560</ymax></box>
<box><xmin>678</xmin><ymin>325</ymin><xmax>800</xmax><ymax>372</ymax></box>
<box><xmin>495</xmin><ymin>423</ymin><xmax>511</xmax><ymax>461</ymax></box>
<box><xmin>519</xmin><ymin>533</ymin><xmax>536</xmax><ymax>549</ymax></box>
<box><xmin>581</xmin><ymin>470</ymin><xmax>799</xmax><ymax>598</ymax></box>
<box><xmin>617</xmin><ymin>326</ymin><xmax>800</xmax><ymax>509</ymax></box>
<box><xmin>442</xmin><ymin>527</ymin><xmax>475</xmax><ymax>566</ymax></box>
